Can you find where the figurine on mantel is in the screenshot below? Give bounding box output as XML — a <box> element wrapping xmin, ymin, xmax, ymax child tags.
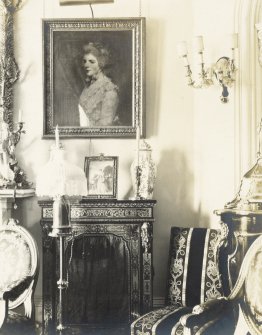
<box><xmin>0</xmin><ymin>106</ymin><xmax>29</xmax><ymax>189</ymax></box>
<box><xmin>0</xmin><ymin>119</ymin><xmax>15</xmax><ymax>184</ymax></box>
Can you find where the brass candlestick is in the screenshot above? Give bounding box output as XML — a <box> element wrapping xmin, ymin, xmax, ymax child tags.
<box><xmin>49</xmin><ymin>196</ymin><xmax>72</xmax><ymax>332</ymax></box>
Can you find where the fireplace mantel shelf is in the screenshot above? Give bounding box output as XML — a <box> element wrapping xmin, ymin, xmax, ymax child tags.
<box><xmin>0</xmin><ymin>188</ymin><xmax>35</xmax><ymax>198</ymax></box>
<box><xmin>0</xmin><ymin>188</ymin><xmax>35</xmax><ymax>224</ymax></box>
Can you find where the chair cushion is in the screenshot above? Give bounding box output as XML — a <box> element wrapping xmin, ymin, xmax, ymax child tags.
<box><xmin>131</xmin><ymin>305</ymin><xmax>192</xmax><ymax>335</ymax></box>
<box><xmin>178</xmin><ymin>298</ymin><xmax>237</xmax><ymax>335</ymax></box>
<box><xmin>166</xmin><ymin>227</ymin><xmax>224</xmax><ymax>307</ymax></box>
<box><xmin>0</xmin><ymin>229</ymin><xmax>31</xmax><ymax>293</ymax></box>
<box><xmin>0</xmin><ymin>220</ymin><xmax>38</xmax><ymax>311</ymax></box>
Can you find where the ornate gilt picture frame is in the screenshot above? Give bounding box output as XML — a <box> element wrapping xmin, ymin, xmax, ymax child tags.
<box><xmin>43</xmin><ymin>18</ymin><xmax>145</xmax><ymax>138</ymax></box>
<box><xmin>84</xmin><ymin>154</ymin><xmax>118</xmax><ymax>199</ymax></box>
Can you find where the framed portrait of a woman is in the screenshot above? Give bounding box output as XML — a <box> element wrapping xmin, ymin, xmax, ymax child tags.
<box><xmin>43</xmin><ymin>18</ymin><xmax>145</xmax><ymax>138</ymax></box>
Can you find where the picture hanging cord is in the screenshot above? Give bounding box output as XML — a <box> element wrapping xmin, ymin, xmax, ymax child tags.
<box><xmin>42</xmin><ymin>1</ymin><xmax>94</xmax><ymax>18</ymax></box>
<box><xmin>88</xmin><ymin>138</ymin><xmax>93</xmax><ymax>156</ymax></box>
<box><xmin>139</xmin><ymin>0</ymin><xmax>141</xmax><ymax>17</ymax></box>
<box><xmin>89</xmin><ymin>4</ymin><xmax>94</xmax><ymax>18</ymax></box>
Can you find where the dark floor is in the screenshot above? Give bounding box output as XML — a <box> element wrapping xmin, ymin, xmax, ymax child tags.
<box><xmin>41</xmin><ymin>326</ymin><xmax>130</xmax><ymax>335</ymax></box>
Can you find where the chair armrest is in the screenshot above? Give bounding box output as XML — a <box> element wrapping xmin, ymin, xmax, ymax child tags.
<box><xmin>180</xmin><ymin>297</ymin><xmax>232</xmax><ymax>330</ymax></box>
<box><xmin>2</xmin><ymin>276</ymin><xmax>33</xmax><ymax>301</ymax></box>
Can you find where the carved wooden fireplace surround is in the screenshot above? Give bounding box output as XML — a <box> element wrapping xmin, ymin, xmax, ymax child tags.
<box><xmin>39</xmin><ymin>199</ymin><xmax>156</xmax><ymax>334</ymax></box>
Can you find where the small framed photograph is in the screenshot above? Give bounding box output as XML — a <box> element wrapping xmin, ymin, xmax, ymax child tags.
<box><xmin>84</xmin><ymin>154</ymin><xmax>118</xmax><ymax>198</ymax></box>
<box><xmin>43</xmin><ymin>18</ymin><xmax>145</xmax><ymax>138</ymax></box>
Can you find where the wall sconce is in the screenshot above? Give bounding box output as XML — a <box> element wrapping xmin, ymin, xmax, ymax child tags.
<box><xmin>177</xmin><ymin>34</ymin><xmax>238</xmax><ymax>103</ymax></box>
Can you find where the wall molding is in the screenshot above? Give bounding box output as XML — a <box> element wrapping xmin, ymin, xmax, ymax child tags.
<box><xmin>234</xmin><ymin>0</ymin><xmax>262</xmax><ymax>189</ymax></box>
<box><xmin>256</xmin><ymin>22</ymin><xmax>262</xmax><ymax>65</ymax></box>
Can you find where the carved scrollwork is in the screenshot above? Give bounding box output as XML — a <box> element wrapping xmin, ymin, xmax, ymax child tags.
<box><xmin>43</xmin><ymin>208</ymin><xmax>53</xmax><ymax>219</ymax></box>
<box><xmin>141</xmin><ymin>222</ymin><xmax>152</xmax><ymax>254</ymax></box>
<box><xmin>0</xmin><ymin>0</ymin><xmax>22</xmax><ymax>127</ymax></box>
<box><xmin>40</xmin><ymin>221</ymin><xmax>53</xmax><ymax>250</ymax></box>
<box><xmin>40</xmin><ymin>220</ymin><xmax>52</xmax><ymax>234</ymax></box>
<box><xmin>218</xmin><ymin>221</ymin><xmax>229</xmax><ymax>248</ymax></box>
<box><xmin>71</xmin><ymin>207</ymin><xmax>152</xmax><ymax>220</ymax></box>
<box><xmin>126</xmin><ymin>224</ymin><xmax>139</xmax><ymax>239</ymax></box>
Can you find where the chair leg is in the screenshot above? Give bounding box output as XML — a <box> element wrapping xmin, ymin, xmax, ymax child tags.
<box><xmin>0</xmin><ymin>299</ymin><xmax>7</xmax><ymax>329</ymax></box>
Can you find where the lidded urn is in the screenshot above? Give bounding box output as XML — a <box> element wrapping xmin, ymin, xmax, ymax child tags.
<box><xmin>130</xmin><ymin>139</ymin><xmax>156</xmax><ymax>200</ymax></box>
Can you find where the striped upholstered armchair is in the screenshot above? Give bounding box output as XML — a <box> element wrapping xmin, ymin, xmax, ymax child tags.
<box><xmin>131</xmin><ymin>226</ymin><xmax>234</xmax><ymax>335</ymax></box>
<box><xmin>180</xmin><ymin>233</ymin><xmax>262</xmax><ymax>335</ymax></box>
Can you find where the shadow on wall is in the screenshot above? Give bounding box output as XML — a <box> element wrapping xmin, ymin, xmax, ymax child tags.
<box><xmin>153</xmin><ymin>148</ymin><xmax>209</xmax><ymax>299</ymax></box>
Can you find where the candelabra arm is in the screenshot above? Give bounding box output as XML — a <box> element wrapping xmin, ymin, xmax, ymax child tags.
<box><xmin>185</xmin><ymin>65</ymin><xmax>195</xmax><ymax>86</ymax></box>
<box><xmin>220</xmin><ymin>83</ymin><xmax>229</xmax><ymax>103</ymax></box>
<box><xmin>180</xmin><ymin>55</ymin><xmax>195</xmax><ymax>86</ymax></box>
<box><xmin>178</xmin><ymin>36</ymin><xmax>238</xmax><ymax>103</ymax></box>
<box><xmin>213</xmin><ymin>56</ymin><xmax>236</xmax><ymax>103</ymax></box>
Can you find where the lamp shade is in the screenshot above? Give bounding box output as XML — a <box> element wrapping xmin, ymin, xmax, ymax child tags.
<box><xmin>36</xmin><ymin>146</ymin><xmax>87</xmax><ymax>197</ymax></box>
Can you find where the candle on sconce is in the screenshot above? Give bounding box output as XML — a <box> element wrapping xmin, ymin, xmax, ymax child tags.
<box><xmin>229</xmin><ymin>33</ymin><xmax>238</xmax><ymax>49</ymax></box>
<box><xmin>18</xmin><ymin>109</ymin><xmax>22</xmax><ymax>123</ymax></box>
<box><xmin>194</xmin><ymin>35</ymin><xmax>204</xmax><ymax>53</ymax></box>
<box><xmin>55</xmin><ymin>125</ymin><xmax>60</xmax><ymax>149</ymax></box>
<box><xmin>177</xmin><ymin>41</ymin><xmax>188</xmax><ymax>57</ymax></box>
<box><xmin>182</xmin><ymin>55</ymin><xmax>189</xmax><ymax>66</ymax></box>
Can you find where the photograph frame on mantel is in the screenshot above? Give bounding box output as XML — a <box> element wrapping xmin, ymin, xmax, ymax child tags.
<box><xmin>43</xmin><ymin>18</ymin><xmax>145</xmax><ymax>138</ymax></box>
<box><xmin>84</xmin><ymin>154</ymin><xmax>118</xmax><ymax>199</ymax></box>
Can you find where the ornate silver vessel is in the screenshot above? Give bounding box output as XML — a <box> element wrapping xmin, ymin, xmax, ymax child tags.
<box><xmin>130</xmin><ymin>139</ymin><xmax>156</xmax><ymax>200</ymax></box>
<box><xmin>226</xmin><ymin>119</ymin><xmax>262</xmax><ymax>210</ymax></box>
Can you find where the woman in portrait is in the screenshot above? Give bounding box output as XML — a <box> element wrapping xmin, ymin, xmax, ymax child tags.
<box><xmin>78</xmin><ymin>42</ymin><xmax>120</xmax><ymax>127</ymax></box>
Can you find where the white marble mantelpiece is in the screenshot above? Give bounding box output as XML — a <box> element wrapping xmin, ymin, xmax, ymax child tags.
<box><xmin>0</xmin><ymin>188</ymin><xmax>35</xmax><ymax>224</ymax></box>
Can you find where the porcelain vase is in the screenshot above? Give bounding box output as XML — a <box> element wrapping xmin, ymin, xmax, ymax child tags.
<box><xmin>130</xmin><ymin>140</ymin><xmax>156</xmax><ymax>199</ymax></box>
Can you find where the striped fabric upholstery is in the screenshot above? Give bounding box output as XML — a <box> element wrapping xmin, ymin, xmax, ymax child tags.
<box><xmin>131</xmin><ymin>227</ymin><xmax>225</xmax><ymax>335</ymax></box>
<box><xmin>167</xmin><ymin>227</ymin><xmax>223</xmax><ymax>307</ymax></box>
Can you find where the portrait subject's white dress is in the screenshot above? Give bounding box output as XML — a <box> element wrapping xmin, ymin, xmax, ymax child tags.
<box><xmin>78</xmin><ymin>75</ymin><xmax>119</xmax><ymax>127</ymax></box>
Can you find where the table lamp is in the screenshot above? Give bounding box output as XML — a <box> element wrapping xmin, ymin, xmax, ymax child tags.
<box><xmin>35</xmin><ymin>127</ymin><xmax>87</xmax><ymax>331</ymax></box>
<box><xmin>36</xmin><ymin>126</ymin><xmax>87</xmax><ymax>235</ymax></box>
